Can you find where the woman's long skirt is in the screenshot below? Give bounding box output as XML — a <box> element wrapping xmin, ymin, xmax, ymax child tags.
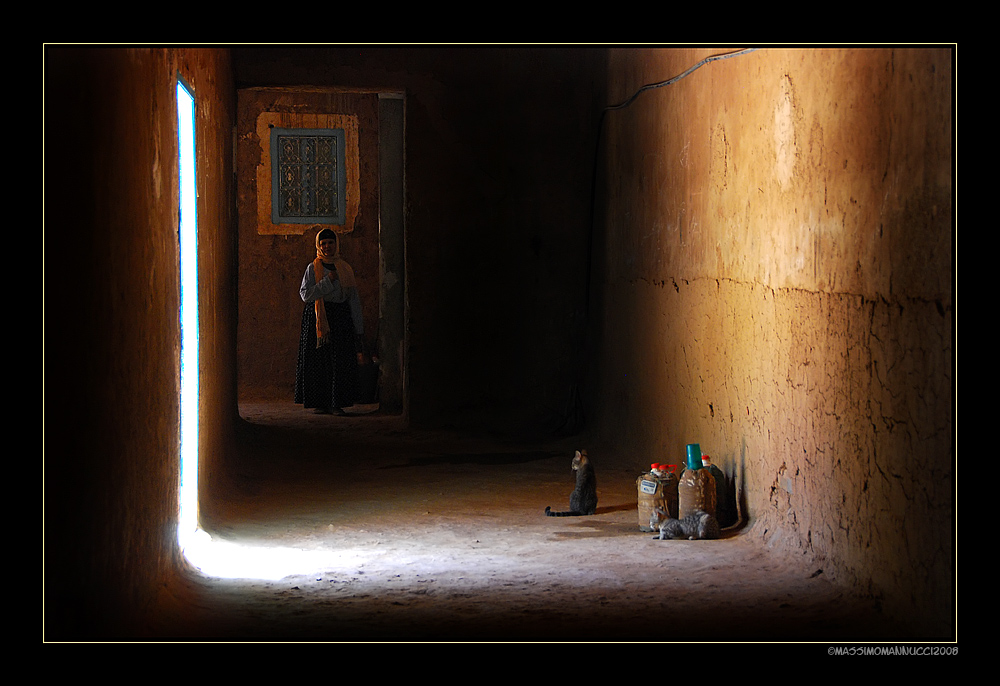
<box><xmin>294</xmin><ymin>300</ymin><xmax>359</xmax><ymax>411</ymax></box>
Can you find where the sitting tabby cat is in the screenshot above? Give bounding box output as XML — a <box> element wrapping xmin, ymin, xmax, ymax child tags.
<box><xmin>545</xmin><ymin>450</ymin><xmax>598</xmax><ymax>516</ymax></box>
<box><xmin>649</xmin><ymin>506</ymin><xmax>720</xmax><ymax>540</ymax></box>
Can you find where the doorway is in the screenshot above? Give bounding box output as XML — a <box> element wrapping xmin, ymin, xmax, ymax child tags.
<box><xmin>234</xmin><ymin>89</ymin><xmax>405</xmax><ymax>416</ymax></box>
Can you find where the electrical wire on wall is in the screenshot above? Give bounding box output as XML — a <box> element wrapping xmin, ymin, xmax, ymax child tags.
<box><xmin>585</xmin><ymin>47</ymin><xmax>760</xmax><ymax>306</ymax></box>
<box><xmin>602</xmin><ymin>48</ymin><xmax>759</xmax><ymax>115</ymax></box>
<box><xmin>558</xmin><ymin>47</ymin><xmax>761</xmax><ymax>436</ymax></box>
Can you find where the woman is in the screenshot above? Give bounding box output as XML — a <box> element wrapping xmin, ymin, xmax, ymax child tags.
<box><xmin>294</xmin><ymin>227</ymin><xmax>365</xmax><ymax>415</ymax></box>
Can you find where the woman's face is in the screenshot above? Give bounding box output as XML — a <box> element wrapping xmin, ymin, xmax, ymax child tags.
<box><xmin>319</xmin><ymin>238</ymin><xmax>337</xmax><ymax>255</ymax></box>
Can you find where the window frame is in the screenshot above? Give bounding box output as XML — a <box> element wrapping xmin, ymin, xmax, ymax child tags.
<box><xmin>269</xmin><ymin>126</ymin><xmax>348</xmax><ymax>226</ymax></box>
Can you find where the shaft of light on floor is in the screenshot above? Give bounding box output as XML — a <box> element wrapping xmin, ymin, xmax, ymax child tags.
<box><xmin>175</xmin><ymin>78</ymin><xmax>356</xmax><ymax>583</ymax></box>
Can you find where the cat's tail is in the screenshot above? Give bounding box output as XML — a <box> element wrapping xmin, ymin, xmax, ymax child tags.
<box><xmin>545</xmin><ymin>506</ymin><xmax>584</xmax><ymax>517</ymax></box>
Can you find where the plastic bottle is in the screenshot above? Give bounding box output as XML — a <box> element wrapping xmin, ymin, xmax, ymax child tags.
<box><xmin>636</xmin><ymin>463</ymin><xmax>679</xmax><ymax>531</ymax></box>
<box><xmin>701</xmin><ymin>455</ymin><xmax>730</xmax><ymax>526</ymax></box>
<box><xmin>678</xmin><ymin>443</ymin><xmax>717</xmax><ymax>519</ymax></box>
<box><xmin>662</xmin><ymin>464</ymin><xmax>679</xmax><ymax>517</ymax></box>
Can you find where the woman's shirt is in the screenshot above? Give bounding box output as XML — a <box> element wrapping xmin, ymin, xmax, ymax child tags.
<box><xmin>299</xmin><ymin>262</ymin><xmax>364</xmax><ymax>335</ymax></box>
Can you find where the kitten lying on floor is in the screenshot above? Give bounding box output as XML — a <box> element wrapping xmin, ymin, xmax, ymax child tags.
<box><xmin>545</xmin><ymin>450</ymin><xmax>597</xmax><ymax>517</ymax></box>
<box><xmin>649</xmin><ymin>506</ymin><xmax>720</xmax><ymax>540</ymax></box>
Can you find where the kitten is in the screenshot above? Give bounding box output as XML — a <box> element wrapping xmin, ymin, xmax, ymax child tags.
<box><xmin>545</xmin><ymin>450</ymin><xmax>598</xmax><ymax>517</ymax></box>
<box><xmin>649</xmin><ymin>507</ymin><xmax>720</xmax><ymax>540</ymax></box>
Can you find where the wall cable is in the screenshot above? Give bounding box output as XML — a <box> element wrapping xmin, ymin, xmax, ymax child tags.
<box><xmin>559</xmin><ymin>47</ymin><xmax>761</xmax><ymax>436</ymax></box>
<box><xmin>602</xmin><ymin>47</ymin><xmax>760</xmax><ymax>115</ymax></box>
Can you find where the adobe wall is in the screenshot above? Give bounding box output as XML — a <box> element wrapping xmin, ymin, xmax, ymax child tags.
<box><xmin>44</xmin><ymin>47</ymin><xmax>237</xmax><ymax>637</ymax></box>
<box><xmin>587</xmin><ymin>47</ymin><xmax>953</xmax><ymax>635</ymax></box>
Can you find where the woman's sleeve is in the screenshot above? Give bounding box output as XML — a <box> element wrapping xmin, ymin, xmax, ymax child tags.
<box><xmin>299</xmin><ymin>263</ymin><xmax>334</xmax><ymax>303</ymax></box>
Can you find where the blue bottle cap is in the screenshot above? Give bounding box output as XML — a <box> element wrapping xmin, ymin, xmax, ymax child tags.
<box><xmin>685</xmin><ymin>443</ymin><xmax>703</xmax><ymax>470</ymax></box>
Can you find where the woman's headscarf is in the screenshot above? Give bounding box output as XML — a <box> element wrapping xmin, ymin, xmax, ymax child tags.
<box><xmin>312</xmin><ymin>227</ymin><xmax>357</xmax><ymax>347</ymax></box>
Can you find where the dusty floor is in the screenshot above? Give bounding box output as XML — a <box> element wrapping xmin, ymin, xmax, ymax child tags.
<box><xmin>156</xmin><ymin>402</ymin><xmax>900</xmax><ymax>642</ymax></box>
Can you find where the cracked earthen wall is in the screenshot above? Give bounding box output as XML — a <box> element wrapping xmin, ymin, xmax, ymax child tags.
<box><xmin>587</xmin><ymin>47</ymin><xmax>953</xmax><ymax>635</ymax></box>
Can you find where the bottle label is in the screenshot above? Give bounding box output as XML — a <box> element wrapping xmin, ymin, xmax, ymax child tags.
<box><xmin>639</xmin><ymin>479</ymin><xmax>658</xmax><ymax>495</ymax></box>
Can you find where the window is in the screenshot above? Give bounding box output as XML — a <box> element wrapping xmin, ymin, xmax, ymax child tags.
<box><xmin>270</xmin><ymin>127</ymin><xmax>347</xmax><ymax>225</ymax></box>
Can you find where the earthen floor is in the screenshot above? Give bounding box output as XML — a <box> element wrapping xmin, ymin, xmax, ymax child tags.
<box><xmin>155</xmin><ymin>402</ymin><xmax>900</xmax><ymax>643</ymax></box>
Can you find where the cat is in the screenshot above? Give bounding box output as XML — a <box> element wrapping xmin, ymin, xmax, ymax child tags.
<box><xmin>545</xmin><ymin>449</ymin><xmax>598</xmax><ymax>516</ymax></box>
<box><xmin>649</xmin><ymin>506</ymin><xmax>720</xmax><ymax>540</ymax></box>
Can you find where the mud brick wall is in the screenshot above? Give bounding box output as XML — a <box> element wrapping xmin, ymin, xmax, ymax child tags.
<box><xmin>44</xmin><ymin>47</ymin><xmax>238</xmax><ymax>636</ymax></box>
<box><xmin>586</xmin><ymin>47</ymin><xmax>953</xmax><ymax>635</ymax></box>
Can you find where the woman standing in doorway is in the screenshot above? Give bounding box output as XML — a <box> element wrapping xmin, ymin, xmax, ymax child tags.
<box><xmin>294</xmin><ymin>227</ymin><xmax>365</xmax><ymax>415</ymax></box>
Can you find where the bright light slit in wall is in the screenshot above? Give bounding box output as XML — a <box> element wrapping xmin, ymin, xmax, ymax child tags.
<box><xmin>176</xmin><ymin>78</ymin><xmax>199</xmax><ymax>553</ymax></box>
<box><xmin>175</xmin><ymin>78</ymin><xmax>345</xmax><ymax>581</ymax></box>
